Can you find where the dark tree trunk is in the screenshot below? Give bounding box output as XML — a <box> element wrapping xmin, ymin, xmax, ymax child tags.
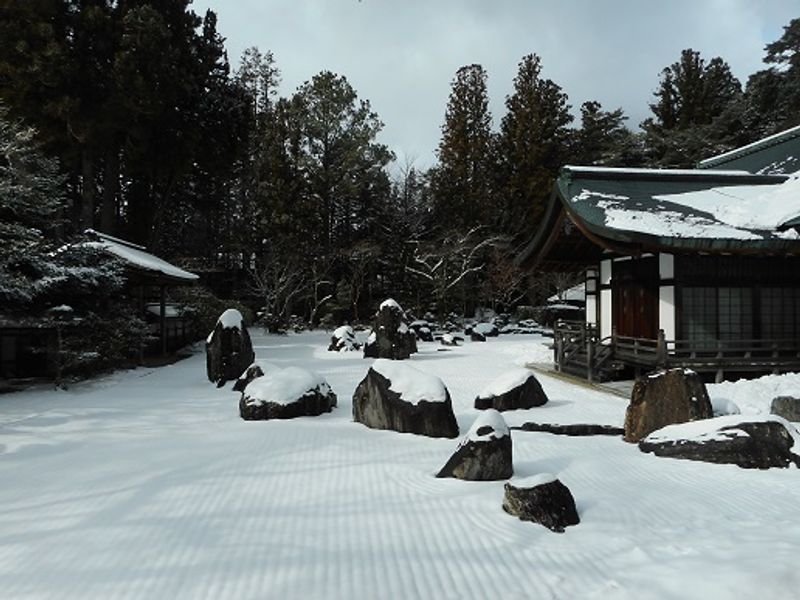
<box><xmin>80</xmin><ymin>150</ymin><xmax>96</xmax><ymax>231</ymax></box>
<box><xmin>100</xmin><ymin>147</ymin><xmax>120</xmax><ymax>234</ymax></box>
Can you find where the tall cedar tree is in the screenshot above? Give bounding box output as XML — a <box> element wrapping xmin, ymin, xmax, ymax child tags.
<box><xmin>0</xmin><ymin>2</ymin><xmax>247</xmax><ymax>254</ymax></box>
<box><xmin>432</xmin><ymin>64</ymin><xmax>495</xmax><ymax>231</ymax></box>
<box><xmin>497</xmin><ymin>54</ymin><xmax>572</xmax><ymax>238</ymax></box>
<box><xmin>642</xmin><ymin>49</ymin><xmax>741</xmax><ymax>166</ymax></box>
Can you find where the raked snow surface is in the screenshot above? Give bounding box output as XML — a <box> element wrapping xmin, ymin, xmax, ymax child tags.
<box><xmin>1</xmin><ymin>331</ymin><xmax>799</xmax><ymax>599</ymax></box>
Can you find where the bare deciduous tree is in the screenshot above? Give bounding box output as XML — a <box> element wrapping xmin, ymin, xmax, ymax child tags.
<box><xmin>406</xmin><ymin>227</ymin><xmax>501</xmax><ymax>318</ymax></box>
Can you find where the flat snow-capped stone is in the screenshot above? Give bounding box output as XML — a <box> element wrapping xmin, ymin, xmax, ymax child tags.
<box><xmin>352</xmin><ymin>362</ymin><xmax>459</xmax><ymax>438</ymax></box>
<box><xmin>480</xmin><ymin>369</ymin><xmax>533</xmax><ymax>397</ymax></box>
<box><xmin>639</xmin><ymin>414</ymin><xmax>800</xmax><ymax>469</ymax></box>
<box><xmin>371</xmin><ymin>359</ymin><xmax>447</xmax><ymax>404</ymax></box>
<box><xmin>240</xmin><ymin>367</ymin><xmax>337</xmax><ymax>420</ymax></box>
<box><xmin>475</xmin><ymin>369</ymin><xmax>548</xmax><ymax>411</ymax></box>
<box><xmin>437</xmin><ymin>409</ymin><xmax>512</xmax><ymax>480</ymax></box>
<box><xmin>244</xmin><ymin>367</ymin><xmax>331</xmax><ymax>406</ymax></box>
<box><xmin>473</xmin><ymin>322</ymin><xmax>499</xmax><ymax>337</ymax></box>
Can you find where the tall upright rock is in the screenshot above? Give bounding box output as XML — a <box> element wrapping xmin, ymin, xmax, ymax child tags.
<box><xmin>363</xmin><ymin>299</ymin><xmax>417</xmax><ymax>360</ymax></box>
<box><xmin>206</xmin><ymin>309</ymin><xmax>255</xmax><ymax>387</ymax></box>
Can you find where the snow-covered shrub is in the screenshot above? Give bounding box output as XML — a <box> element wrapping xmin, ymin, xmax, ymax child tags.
<box><xmin>57</xmin><ymin>305</ymin><xmax>152</xmax><ymax>379</ymax></box>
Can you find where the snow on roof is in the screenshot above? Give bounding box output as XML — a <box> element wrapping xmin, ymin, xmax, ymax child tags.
<box><xmin>573</xmin><ymin>174</ymin><xmax>800</xmax><ymax>241</ymax></box>
<box><xmin>464</xmin><ymin>409</ymin><xmax>509</xmax><ymax>444</ymax></box>
<box><xmin>85</xmin><ymin>230</ymin><xmax>198</xmax><ymax>282</ymax></box>
<box><xmin>654</xmin><ymin>175</ymin><xmax>800</xmax><ymax>232</ymax></box>
<box><xmin>217</xmin><ymin>309</ymin><xmax>244</xmax><ymax>330</ymax></box>
<box><xmin>479</xmin><ymin>368</ymin><xmax>534</xmax><ymax>398</ymax></box>
<box><xmin>243</xmin><ymin>367</ymin><xmax>331</xmax><ymax>407</ymax></box>
<box><xmin>371</xmin><ymin>359</ymin><xmax>448</xmax><ymax>405</ymax></box>
<box><xmin>565</xmin><ymin>165</ymin><xmax>753</xmax><ymax>177</ymax></box>
<box><xmin>547</xmin><ymin>283</ymin><xmax>585</xmax><ymax>304</ymax></box>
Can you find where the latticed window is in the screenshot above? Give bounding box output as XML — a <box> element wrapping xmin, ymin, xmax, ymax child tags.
<box><xmin>682</xmin><ymin>287</ymin><xmax>716</xmax><ymax>345</ymax></box>
<box><xmin>718</xmin><ymin>287</ymin><xmax>753</xmax><ymax>341</ymax></box>
<box><xmin>760</xmin><ymin>288</ymin><xmax>800</xmax><ymax>340</ymax></box>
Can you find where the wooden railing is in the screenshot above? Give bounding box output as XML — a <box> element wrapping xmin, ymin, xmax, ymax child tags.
<box><xmin>554</xmin><ymin>321</ymin><xmax>800</xmax><ymax>382</ymax></box>
<box><xmin>554</xmin><ymin>321</ymin><xmax>614</xmax><ymax>382</ymax></box>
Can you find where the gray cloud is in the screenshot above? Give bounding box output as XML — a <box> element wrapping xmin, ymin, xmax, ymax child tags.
<box><xmin>192</xmin><ymin>0</ymin><xmax>798</xmax><ymax>168</ymax></box>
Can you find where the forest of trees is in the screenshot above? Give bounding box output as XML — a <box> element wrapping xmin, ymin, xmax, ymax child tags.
<box><xmin>1</xmin><ymin>3</ymin><xmax>799</xmax><ymax>372</ymax></box>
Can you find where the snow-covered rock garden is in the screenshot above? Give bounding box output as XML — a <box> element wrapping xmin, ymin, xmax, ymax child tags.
<box><xmin>2</xmin><ymin>326</ymin><xmax>800</xmax><ymax>599</ymax></box>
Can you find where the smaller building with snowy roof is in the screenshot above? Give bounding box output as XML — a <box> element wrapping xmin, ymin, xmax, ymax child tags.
<box><xmin>518</xmin><ymin>125</ymin><xmax>800</xmax><ymax>381</ymax></box>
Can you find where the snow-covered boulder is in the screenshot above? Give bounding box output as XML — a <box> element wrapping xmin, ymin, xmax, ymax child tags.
<box><xmin>475</xmin><ymin>369</ymin><xmax>549</xmax><ymax>411</ymax></box>
<box><xmin>206</xmin><ymin>309</ymin><xmax>256</xmax><ymax>387</ymax></box>
<box><xmin>472</xmin><ymin>322</ymin><xmax>499</xmax><ymax>337</ymax></box>
<box><xmin>502</xmin><ymin>474</ymin><xmax>580</xmax><ymax>533</ymax></box>
<box><xmin>771</xmin><ymin>396</ymin><xmax>800</xmax><ymax>422</ymax></box>
<box><xmin>328</xmin><ymin>325</ymin><xmax>361</xmax><ymax>352</ymax></box>
<box><xmin>240</xmin><ymin>367</ymin><xmax>337</xmax><ymax>420</ymax></box>
<box><xmin>624</xmin><ymin>368</ymin><xmax>713</xmax><ymax>443</ymax></box>
<box><xmin>409</xmin><ymin>320</ymin><xmax>434</xmax><ymax>342</ymax></box>
<box><xmin>437</xmin><ymin>410</ymin><xmax>512</xmax><ymax>480</ymax></box>
<box><xmin>470</xmin><ymin>330</ymin><xmax>486</xmax><ymax>342</ymax></box>
<box><xmin>233</xmin><ymin>360</ymin><xmax>277</xmax><ymax>392</ymax></box>
<box><xmin>638</xmin><ymin>415</ymin><xmax>800</xmax><ymax>469</ymax></box>
<box><xmin>352</xmin><ymin>359</ymin><xmax>459</xmax><ymax>438</ymax></box>
<box><xmin>439</xmin><ymin>333</ymin><xmax>462</xmax><ymax>347</ymax></box>
<box><xmin>363</xmin><ymin>299</ymin><xmax>417</xmax><ymax>360</ymax></box>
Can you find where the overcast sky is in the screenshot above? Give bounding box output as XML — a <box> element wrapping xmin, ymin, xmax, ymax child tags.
<box><xmin>192</xmin><ymin>0</ymin><xmax>798</xmax><ymax>169</ymax></box>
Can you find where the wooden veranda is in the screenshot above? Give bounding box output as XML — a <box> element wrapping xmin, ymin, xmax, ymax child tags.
<box><xmin>554</xmin><ymin>320</ymin><xmax>800</xmax><ymax>383</ymax></box>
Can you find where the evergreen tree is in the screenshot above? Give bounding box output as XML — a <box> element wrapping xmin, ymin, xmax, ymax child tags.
<box><xmin>432</xmin><ymin>64</ymin><xmax>495</xmax><ymax>231</ymax></box>
<box><xmin>292</xmin><ymin>71</ymin><xmax>393</xmax><ymax>251</ymax></box>
<box><xmin>742</xmin><ymin>18</ymin><xmax>800</xmax><ymax>139</ymax></box>
<box><xmin>642</xmin><ymin>49</ymin><xmax>742</xmax><ymax>166</ymax></box>
<box><xmin>497</xmin><ymin>54</ymin><xmax>572</xmax><ymax>237</ymax></box>
<box><xmin>0</xmin><ymin>2</ymin><xmax>248</xmax><ymax>250</ymax></box>
<box><xmin>0</xmin><ymin>105</ymin><xmax>65</xmax><ymax>306</ymax></box>
<box><xmin>573</xmin><ymin>101</ymin><xmax>642</xmax><ymax>166</ymax></box>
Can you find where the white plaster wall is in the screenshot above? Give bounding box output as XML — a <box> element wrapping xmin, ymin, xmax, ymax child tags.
<box><xmin>600</xmin><ymin>288</ymin><xmax>612</xmax><ymax>339</ymax></box>
<box><xmin>585</xmin><ymin>296</ymin><xmax>597</xmax><ymax>325</ymax></box>
<box><xmin>659</xmin><ymin>253</ymin><xmax>674</xmax><ymax>279</ymax></box>
<box><xmin>659</xmin><ymin>285</ymin><xmax>676</xmax><ymax>340</ymax></box>
<box><xmin>600</xmin><ymin>259</ymin><xmax>612</xmax><ymax>285</ymax></box>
